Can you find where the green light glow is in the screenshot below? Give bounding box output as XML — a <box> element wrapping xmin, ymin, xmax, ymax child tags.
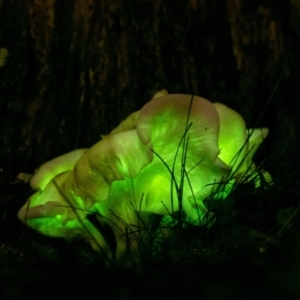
<box><xmin>18</xmin><ymin>92</ymin><xmax>272</xmax><ymax>261</ymax></box>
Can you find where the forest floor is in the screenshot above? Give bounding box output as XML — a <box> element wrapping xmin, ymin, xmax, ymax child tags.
<box><xmin>1</xmin><ymin>168</ymin><xmax>300</xmax><ymax>299</ymax></box>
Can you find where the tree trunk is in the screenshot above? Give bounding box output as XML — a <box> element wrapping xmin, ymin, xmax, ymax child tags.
<box><xmin>0</xmin><ymin>0</ymin><xmax>299</xmax><ymax>180</ymax></box>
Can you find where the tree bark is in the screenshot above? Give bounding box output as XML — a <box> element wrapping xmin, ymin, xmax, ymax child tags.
<box><xmin>0</xmin><ymin>0</ymin><xmax>299</xmax><ymax>179</ymax></box>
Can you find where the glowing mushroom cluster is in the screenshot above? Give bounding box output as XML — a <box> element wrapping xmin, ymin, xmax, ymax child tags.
<box><xmin>18</xmin><ymin>90</ymin><xmax>271</xmax><ymax>262</ymax></box>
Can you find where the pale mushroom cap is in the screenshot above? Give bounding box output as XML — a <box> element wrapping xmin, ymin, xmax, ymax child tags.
<box><xmin>30</xmin><ymin>149</ymin><xmax>87</xmax><ymax>191</ymax></box>
<box><xmin>212</xmin><ymin>102</ymin><xmax>248</xmax><ymax>172</ymax></box>
<box><xmin>73</xmin><ymin>129</ymin><xmax>153</xmax><ymax>203</ymax></box>
<box><xmin>137</xmin><ymin>94</ymin><xmax>221</xmax><ymax>163</ymax></box>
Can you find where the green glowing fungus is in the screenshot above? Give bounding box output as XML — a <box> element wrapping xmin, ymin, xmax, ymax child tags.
<box><xmin>18</xmin><ymin>90</ymin><xmax>272</xmax><ymax>261</ymax></box>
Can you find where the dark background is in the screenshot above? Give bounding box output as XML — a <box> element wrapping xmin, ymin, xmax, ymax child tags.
<box><xmin>1</xmin><ymin>1</ymin><xmax>300</xmax><ymax>299</ymax></box>
<box><xmin>1</xmin><ymin>0</ymin><xmax>299</xmax><ymax>179</ymax></box>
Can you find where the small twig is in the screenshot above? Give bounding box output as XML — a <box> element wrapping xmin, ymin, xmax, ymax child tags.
<box><xmin>274</xmin><ymin>204</ymin><xmax>300</xmax><ymax>239</ymax></box>
<box><xmin>247</xmin><ymin>228</ymin><xmax>279</xmax><ymax>245</ymax></box>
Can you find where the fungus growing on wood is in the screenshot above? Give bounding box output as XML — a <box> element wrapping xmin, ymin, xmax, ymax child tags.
<box><xmin>18</xmin><ymin>91</ymin><xmax>271</xmax><ymax>262</ymax></box>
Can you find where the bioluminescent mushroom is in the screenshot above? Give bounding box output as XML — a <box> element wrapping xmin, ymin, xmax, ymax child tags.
<box><xmin>18</xmin><ymin>91</ymin><xmax>272</xmax><ymax>263</ymax></box>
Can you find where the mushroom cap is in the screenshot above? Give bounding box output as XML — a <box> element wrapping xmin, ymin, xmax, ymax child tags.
<box><xmin>30</xmin><ymin>149</ymin><xmax>87</xmax><ymax>191</ymax></box>
<box><xmin>72</xmin><ymin>129</ymin><xmax>153</xmax><ymax>204</ymax></box>
<box><xmin>212</xmin><ymin>102</ymin><xmax>248</xmax><ymax>173</ymax></box>
<box><xmin>137</xmin><ymin>94</ymin><xmax>221</xmax><ymax>164</ymax></box>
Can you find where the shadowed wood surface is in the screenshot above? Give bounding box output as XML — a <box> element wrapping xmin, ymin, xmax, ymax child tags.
<box><xmin>0</xmin><ymin>0</ymin><xmax>299</xmax><ymax>180</ymax></box>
